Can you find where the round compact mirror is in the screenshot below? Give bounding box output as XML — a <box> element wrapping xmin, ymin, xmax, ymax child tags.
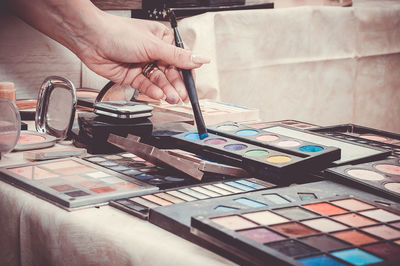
<box><xmin>0</xmin><ymin>98</ymin><xmax>21</xmax><ymax>155</ymax></box>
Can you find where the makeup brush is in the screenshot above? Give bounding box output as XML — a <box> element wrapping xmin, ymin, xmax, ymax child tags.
<box><xmin>168</xmin><ymin>9</ymin><xmax>209</xmax><ymax>140</ymax></box>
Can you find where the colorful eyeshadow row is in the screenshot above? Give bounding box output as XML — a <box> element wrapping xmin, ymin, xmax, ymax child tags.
<box><xmin>110</xmin><ymin>178</ymin><xmax>275</xmax><ymax>219</ymax></box>
<box><xmin>326</xmin><ymin>158</ymin><xmax>400</xmax><ymax>201</ymax></box>
<box><xmin>208</xmin><ymin>122</ymin><xmax>336</xmax><ymax>158</ymax></box>
<box><xmin>0</xmin><ymin>158</ymin><xmax>157</xmax><ymax>208</ymax></box>
<box><xmin>171</xmin><ymin>130</ymin><xmax>339</xmax><ymax>182</ymax></box>
<box><xmin>191</xmin><ymin>196</ymin><xmax>400</xmax><ymax>266</ymax></box>
<box><xmin>84</xmin><ymin>153</ymin><xmax>196</xmax><ymax>189</ymax></box>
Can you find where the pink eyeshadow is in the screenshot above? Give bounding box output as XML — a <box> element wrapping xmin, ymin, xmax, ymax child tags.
<box><xmin>17</xmin><ymin>134</ymin><xmax>45</xmax><ymax>144</ymax></box>
<box><xmin>211</xmin><ymin>215</ymin><xmax>257</xmax><ymax>231</ymax></box>
<box><xmin>90</xmin><ymin>186</ymin><xmax>116</xmax><ymax>193</ymax></box>
<box><xmin>78</xmin><ymin>181</ymin><xmax>101</xmax><ymax>188</ymax></box>
<box><xmin>9</xmin><ymin>166</ymin><xmax>58</xmax><ymax>180</ymax></box>
<box><xmin>114</xmin><ymin>182</ymin><xmax>140</xmax><ymax>190</ymax></box>
<box><xmin>54</xmin><ymin>166</ymin><xmax>95</xmax><ymax>175</ymax></box>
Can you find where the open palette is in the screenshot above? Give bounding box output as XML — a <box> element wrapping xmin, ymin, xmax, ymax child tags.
<box><xmin>244</xmin><ymin>120</ymin><xmax>319</xmax><ymax>130</ymax></box>
<box><xmin>326</xmin><ymin>158</ymin><xmax>400</xmax><ymax>202</ymax></box>
<box><xmin>0</xmin><ymin>157</ymin><xmax>157</xmax><ymax>209</ymax></box>
<box><xmin>170</xmin><ymin>128</ymin><xmax>340</xmax><ymax>183</ymax></box>
<box><xmin>191</xmin><ymin>195</ymin><xmax>400</xmax><ymax>266</ymax></box>
<box><xmin>83</xmin><ymin>152</ymin><xmax>202</xmax><ymax>189</ymax></box>
<box><xmin>312</xmin><ymin>124</ymin><xmax>400</xmax><ymax>158</ymax></box>
<box><xmin>110</xmin><ymin>177</ymin><xmax>275</xmax><ymax>219</ymax></box>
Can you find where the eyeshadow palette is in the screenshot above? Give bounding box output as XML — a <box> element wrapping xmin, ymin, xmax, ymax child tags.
<box><xmin>0</xmin><ymin>158</ymin><xmax>158</xmax><ymax>209</ymax></box>
<box><xmin>259</xmin><ymin>125</ymin><xmax>390</xmax><ymax>165</ymax></box>
<box><xmin>326</xmin><ymin>158</ymin><xmax>400</xmax><ymax>201</ymax></box>
<box><xmin>191</xmin><ymin>195</ymin><xmax>400</xmax><ymax>266</ymax></box>
<box><xmin>170</xmin><ymin>130</ymin><xmax>340</xmax><ymax>183</ymax></box>
<box><xmin>244</xmin><ymin>120</ymin><xmax>319</xmax><ymax>130</ymax></box>
<box><xmin>110</xmin><ymin>177</ymin><xmax>275</xmax><ymax>219</ymax></box>
<box><xmin>208</xmin><ymin>121</ymin><xmax>340</xmax><ymax>158</ymax></box>
<box><xmin>312</xmin><ymin>124</ymin><xmax>400</xmax><ymax>158</ymax></box>
<box><xmin>151</xmin><ymin>99</ymin><xmax>260</xmax><ymax>126</ymax></box>
<box><xmin>84</xmin><ymin>152</ymin><xmax>202</xmax><ymax>189</ymax></box>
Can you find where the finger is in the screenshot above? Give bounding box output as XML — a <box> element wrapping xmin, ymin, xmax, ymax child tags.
<box><xmin>165</xmin><ymin>66</ymin><xmax>188</xmax><ymax>103</ymax></box>
<box><xmin>131</xmin><ymin>74</ymin><xmax>165</xmax><ymax>100</ymax></box>
<box><xmin>148</xmin><ymin>68</ymin><xmax>180</xmax><ymax>104</ymax></box>
<box><xmin>147</xmin><ymin>41</ymin><xmax>210</xmax><ymax>70</ymax></box>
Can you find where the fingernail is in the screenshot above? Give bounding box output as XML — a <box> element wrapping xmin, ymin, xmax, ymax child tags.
<box><xmin>191</xmin><ymin>54</ymin><xmax>211</xmax><ymax>64</ymax></box>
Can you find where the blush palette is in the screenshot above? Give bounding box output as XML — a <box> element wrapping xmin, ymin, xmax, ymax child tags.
<box><xmin>84</xmin><ymin>152</ymin><xmax>199</xmax><ymax>189</ymax></box>
<box><xmin>170</xmin><ymin>129</ymin><xmax>340</xmax><ymax>183</ymax></box>
<box><xmin>326</xmin><ymin>158</ymin><xmax>400</xmax><ymax>201</ymax></box>
<box><xmin>110</xmin><ymin>177</ymin><xmax>275</xmax><ymax>219</ymax></box>
<box><xmin>191</xmin><ymin>196</ymin><xmax>400</xmax><ymax>266</ymax></box>
<box><xmin>312</xmin><ymin>124</ymin><xmax>400</xmax><ymax>158</ymax></box>
<box><xmin>0</xmin><ymin>158</ymin><xmax>157</xmax><ymax>209</ymax></box>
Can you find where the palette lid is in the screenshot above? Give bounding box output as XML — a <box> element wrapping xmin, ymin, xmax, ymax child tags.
<box><xmin>0</xmin><ymin>98</ymin><xmax>21</xmax><ymax>154</ymax></box>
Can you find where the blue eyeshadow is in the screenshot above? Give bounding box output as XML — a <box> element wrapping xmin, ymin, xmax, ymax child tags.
<box><xmin>234</xmin><ymin>197</ymin><xmax>267</xmax><ymax>208</ymax></box>
<box><xmin>236</xmin><ymin>129</ymin><xmax>259</xmax><ymax>136</ymax></box>
<box><xmin>298</xmin><ymin>254</ymin><xmax>346</xmax><ymax>266</ymax></box>
<box><xmin>331</xmin><ymin>248</ymin><xmax>382</xmax><ymax>265</ymax></box>
<box><xmin>225</xmin><ymin>181</ymin><xmax>254</xmax><ymax>191</ymax></box>
<box><xmin>184</xmin><ymin>132</ymin><xmax>201</xmax><ymax>140</ymax></box>
<box><xmin>299</xmin><ymin>145</ymin><xmax>324</xmax><ymax>153</ymax></box>
<box><xmin>235</xmin><ymin>179</ymin><xmax>265</xmax><ymax>189</ymax></box>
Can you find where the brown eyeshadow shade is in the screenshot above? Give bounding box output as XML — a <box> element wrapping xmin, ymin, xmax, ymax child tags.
<box><xmin>374</xmin><ymin>164</ymin><xmax>400</xmax><ymax>175</ymax></box>
<box><xmin>331</xmin><ymin>213</ymin><xmax>377</xmax><ymax>227</ymax></box>
<box><xmin>142</xmin><ymin>195</ymin><xmax>173</xmax><ymax>206</ymax></box>
<box><xmin>237</xmin><ymin>228</ymin><xmax>286</xmax><ymax>243</ymax></box>
<box><xmin>300</xmin><ymin>234</ymin><xmax>350</xmax><ymax>252</ymax></box>
<box><xmin>50</xmin><ymin>184</ymin><xmax>76</xmax><ymax>192</ymax></box>
<box><xmin>90</xmin><ymin>186</ymin><xmax>116</xmax><ymax>193</ymax></box>
<box><xmin>363</xmin><ymin>242</ymin><xmax>400</xmax><ymax>259</ymax></box>
<box><xmin>65</xmin><ymin>190</ymin><xmax>90</xmax><ymax>197</ymax></box>
<box><xmin>154</xmin><ymin>192</ymin><xmax>185</xmax><ymax>204</ymax></box>
<box><xmin>332</xmin><ymin>230</ymin><xmax>378</xmax><ymax>245</ymax></box>
<box><xmin>303</xmin><ymin>202</ymin><xmax>348</xmax><ymax>215</ymax></box>
<box><xmin>270</xmin><ymin>222</ymin><xmax>318</xmax><ymax>238</ymax></box>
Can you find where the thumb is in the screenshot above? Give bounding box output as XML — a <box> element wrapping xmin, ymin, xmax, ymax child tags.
<box><xmin>153</xmin><ymin>42</ymin><xmax>210</xmax><ymax>69</ymax></box>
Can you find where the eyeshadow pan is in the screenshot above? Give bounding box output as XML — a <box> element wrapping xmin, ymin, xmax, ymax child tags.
<box><xmin>384</xmin><ymin>183</ymin><xmax>400</xmax><ymax>193</ymax></box>
<box><xmin>331</xmin><ymin>198</ymin><xmax>375</xmax><ymax>211</ymax></box>
<box><xmin>362</xmin><ymin>224</ymin><xmax>400</xmax><ymax>240</ymax></box>
<box><xmin>263</xmin><ymin>194</ymin><xmax>290</xmax><ymax>204</ymax></box>
<box><xmin>235</xmin><ymin>179</ymin><xmax>265</xmax><ymax>189</ymax></box>
<box><xmin>236</xmin><ymin>129</ymin><xmax>259</xmax><ymax>136</ymax></box>
<box><xmin>224</xmin><ymin>181</ymin><xmax>253</xmax><ymax>191</ymax></box>
<box><xmin>273</xmin><ymin>207</ymin><xmax>318</xmax><ymax>220</ymax></box>
<box><xmin>104</xmin><ymin>154</ymin><xmax>122</xmax><ymax>160</ymax></box>
<box><xmin>50</xmin><ymin>184</ymin><xmax>76</xmax><ymax>192</ymax></box>
<box><xmin>266</xmin><ymin>155</ymin><xmax>291</xmax><ymax>164</ymax></box>
<box><xmin>298</xmin><ymin>254</ymin><xmax>347</xmax><ymax>266</ymax></box>
<box><xmin>211</xmin><ymin>215</ymin><xmax>257</xmax><ymax>231</ymax></box>
<box><xmin>298</xmin><ymin>193</ymin><xmax>317</xmax><ymax>201</ymax></box>
<box><xmin>303</xmin><ymin>202</ymin><xmax>347</xmax><ymax>215</ymax></box>
<box><xmin>242</xmin><ymin>210</ymin><xmax>289</xmax><ymax>225</ymax></box>
<box><xmin>65</xmin><ymin>190</ymin><xmax>90</xmax><ymax>197</ymax></box>
<box><xmin>363</xmin><ymin>242</ymin><xmax>400</xmax><ymax>259</ymax></box>
<box><xmin>191</xmin><ymin>186</ymin><xmax>221</xmax><ymax>197</ymax></box>
<box><xmin>234</xmin><ymin>198</ymin><xmax>267</xmax><ymax>208</ymax></box>
<box><xmin>360</xmin><ymin>209</ymin><xmax>400</xmax><ymax>222</ymax></box>
<box><xmin>360</xmin><ymin>134</ymin><xmax>388</xmax><ymax>142</ymax></box>
<box><xmin>224</xmin><ymin>144</ymin><xmax>248</xmax><ymax>151</ymax></box>
<box><xmin>390</xmin><ymin>221</ymin><xmax>400</xmax><ymax>229</ymax></box>
<box><xmin>154</xmin><ymin>193</ymin><xmax>185</xmax><ymax>204</ymax></box>
<box><xmin>130</xmin><ymin>197</ymin><xmax>159</xmax><ymax>208</ymax></box>
<box><xmin>374</xmin><ymin>164</ymin><xmax>400</xmax><ymax>175</ymax></box>
<box><xmin>184</xmin><ymin>132</ymin><xmax>200</xmax><ymax>140</ymax></box>
<box><xmin>179</xmin><ymin>188</ymin><xmax>209</xmax><ymax>199</ymax></box>
<box><xmin>331</xmin><ymin>213</ymin><xmax>377</xmax><ymax>227</ymax></box>
<box><xmin>217</xmin><ymin>125</ymin><xmax>239</xmax><ymax>131</ymax></box>
<box><xmin>277</xmin><ymin>140</ymin><xmax>301</xmax><ymax>147</ymax></box>
<box><xmin>167</xmin><ymin>190</ymin><xmax>196</xmax><ymax>201</ymax></box>
<box><xmin>299</xmin><ymin>145</ymin><xmax>323</xmax><ymax>153</ymax></box>
<box><xmin>266</xmin><ymin>239</ymin><xmax>318</xmax><ymax>258</ymax></box>
<box><xmin>78</xmin><ymin>181</ymin><xmax>101</xmax><ymax>188</ymax></box>
<box><xmin>113</xmin><ymin>182</ymin><xmax>139</xmax><ymax>190</ymax></box>
<box><xmin>142</xmin><ymin>194</ymin><xmax>172</xmax><ymax>206</ymax></box>
<box><xmin>331</xmin><ymin>248</ymin><xmax>382</xmax><ymax>265</ymax></box>
<box><xmin>302</xmin><ymin>218</ymin><xmax>349</xmax><ymax>233</ymax></box>
<box><xmin>244</xmin><ymin>150</ymin><xmax>269</xmax><ymax>157</ymax></box>
<box><xmin>9</xmin><ymin>166</ymin><xmax>58</xmax><ymax>180</ymax></box>
<box><xmin>256</xmin><ymin>134</ymin><xmax>279</xmax><ymax>142</ymax></box>
<box><xmin>90</xmin><ymin>186</ymin><xmax>116</xmax><ymax>193</ymax></box>
<box><xmin>202</xmin><ymin>185</ymin><xmax>232</xmax><ymax>195</ymax></box>
<box><xmin>164</xmin><ymin>176</ymin><xmax>185</xmax><ymax>182</ymax></box>
<box><xmin>101</xmin><ymin>177</ymin><xmax>125</xmax><ymax>184</ymax></box>
<box><xmin>86</xmin><ymin>156</ymin><xmax>106</xmax><ymax>162</ymax></box>
<box><xmin>41</xmin><ymin>160</ymin><xmax>83</xmax><ymax>170</ymax></box>
<box><xmin>203</xmin><ymin>138</ymin><xmax>227</xmax><ymax>145</ymax></box>
<box><xmin>332</xmin><ymin>230</ymin><xmax>378</xmax><ymax>245</ymax></box>
<box><xmin>86</xmin><ymin>171</ymin><xmax>110</xmax><ymax>178</ymax></box>
<box><xmin>270</xmin><ymin>222</ymin><xmax>318</xmax><ymax>237</ymax></box>
<box><xmin>214</xmin><ymin>183</ymin><xmax>242</xmax><ymax>193</ymax></box>
<box><xmin>98</xmin><ymin>161</ymin><xmax>118</xmax><ymax>167</ymax></box>
<box><xmin>237</xmin><ymin>227</ymin><xmax>285</xmax><ymax>243</ymax></box>
<box><xmin>121</xmin><ymin>153</ymin><xmax>136</xmax><ymax>158</ymax></box>
<box><xmin>300</xmin><ymin>235</ymin><xmax>350</xmax><ymax>252</ymax></box>
<box><xmin>346</xmin><ymin>169</ymin><xmax>385</xmax><ymax>181</ymax></box>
